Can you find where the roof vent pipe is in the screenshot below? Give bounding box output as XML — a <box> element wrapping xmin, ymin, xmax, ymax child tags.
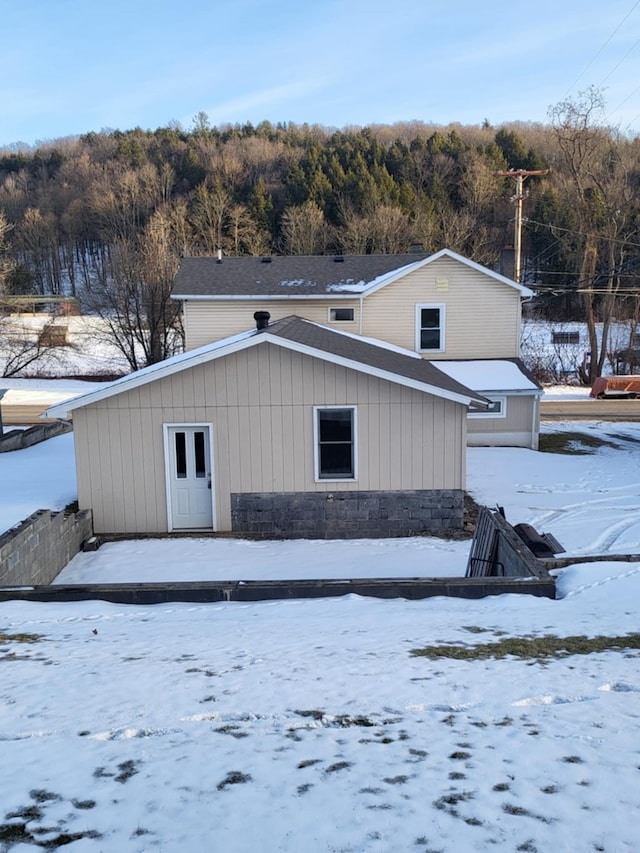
<box><xmin>216</xmin><ymin>248</ymin><xmax>222</xmax><ymax>263</ymax></box>
<box><xmin>254</xmin><ymin>311</ymin><xmax>270</xmax><ymax>331</ymax></box>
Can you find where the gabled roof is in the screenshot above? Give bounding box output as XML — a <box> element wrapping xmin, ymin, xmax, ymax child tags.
<box><xmin>171</xmin><ymin>248</ymin><xmax>534</xmax><ymax>300</ymax></box>
<box><xmin>44</xmin><ymin>316</ymin><xmax>488</xmax><ymax>419</ymax></box>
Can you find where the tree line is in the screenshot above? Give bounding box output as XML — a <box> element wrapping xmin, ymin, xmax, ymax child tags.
<box><xmin>0</xmin><ymin>88</ymin><xmax>639</xmax><ymax>379</ymax></box>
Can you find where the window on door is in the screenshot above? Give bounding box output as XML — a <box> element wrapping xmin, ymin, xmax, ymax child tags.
<box><xmin>174</xmin><ymin>429</ymin><xmax>207</xmax><ymax>477</ymax></box>
<box><xmin>314</xmin><ymin>407</ymin><xmax>357</xmax><ymax>480</ymax></box>
<box><xmin>193</xmin><ymin>430</ymin><xmax>206</xmax><ymax>477</ymax></box>
<box><xmin>175</xmin><ymin>431</ymin><xmax>187</xmax><ymax>478</ymax></box>
<box><xmin>416</xmin><ymin>304</ymin><xmax>445</xmax><ymax>352</ymax></box>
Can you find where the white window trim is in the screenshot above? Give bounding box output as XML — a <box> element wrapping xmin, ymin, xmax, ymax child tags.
<box><xmin>468</xmin><ymin>396</ymin><xmax>507</xmax><ymax>419</ymax></box>
<box><xmin>328</xmin><ymin>306</ymin><xmax>355</xmax><ymax>323</ymax></box>
<box><xmin>415</xmin><ymin>303</ymin><xmax>446</xmax><ymax>353</ymax></box>
<box><xmin>313</xmin><ymin>405</ymin><xmax>358</xmax><ymax>482</ymax></box>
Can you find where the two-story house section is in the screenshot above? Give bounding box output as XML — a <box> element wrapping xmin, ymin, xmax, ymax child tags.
<box><xmin>172</xmin><ymin>248</ymin><xmax>542</xmax><ymax>449</ymax></box>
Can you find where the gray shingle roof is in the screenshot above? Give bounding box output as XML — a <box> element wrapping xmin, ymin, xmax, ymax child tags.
<box><xmin>44</xmin><ymin>314</ymin><xmax>488</xmax><ymax>419</ymax></box>
<box><xmin>172</xmin><ymin>253</ymin><xmax>429</xmax><ymax>297</ymax></box>
<box><xmin>262</xmin><ymin>316</ymin><xmax>488</xmax><ymax>404</ymax></box>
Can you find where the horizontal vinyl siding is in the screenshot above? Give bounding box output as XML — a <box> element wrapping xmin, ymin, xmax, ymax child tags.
<box><xmin>76</xmin><ymin>342</ymin><xmax>466</xmax><ymax>534</ymax></box>
<box><xmin>183</xmin><ymin>300</ymin><xmax>360</xmax><ymax>349</ymax></box>
<box><xmin>362</xmin><ymin>257</ymin><xmax>521</xmax><ymax>359</ymax></box>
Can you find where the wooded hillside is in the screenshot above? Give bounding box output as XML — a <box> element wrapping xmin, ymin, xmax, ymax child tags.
<box><xmin>0</xmin><ymin>90</ymin><xmax>638</xmax><ymax>376</ymax></box>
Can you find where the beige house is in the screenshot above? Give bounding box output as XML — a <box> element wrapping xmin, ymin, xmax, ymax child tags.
<box><xmin>173</xmin><ymin>248</ymin><xmax>542</xmax><ymax>449</ymax></box>
<box><xmin>46</xmin><ymin>316</ymin><xmax>488</xmax><ymax>538</ymax></box>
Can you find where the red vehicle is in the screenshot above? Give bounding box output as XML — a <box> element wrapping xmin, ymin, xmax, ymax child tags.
<box><xmin>590</xmin><ymin>376</ymin><xmax>640</xmax><ymax>398</ymax></box>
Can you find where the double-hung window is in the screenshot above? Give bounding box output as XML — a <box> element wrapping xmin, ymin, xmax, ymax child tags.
<box><xmin>415</xmin><ymin>303</ymin><xmax>445</xmax><ymax>353</ymax></box>
<box><xmin>314</xmin><ymin>407</ymin><xmax>357</xmax><ymax>480</ymax></box>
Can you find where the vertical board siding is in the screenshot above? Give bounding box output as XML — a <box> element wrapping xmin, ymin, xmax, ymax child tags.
<box><xmin>78</xmin><ymin>343</ymin><xmax>466</xmax><ymax>534</ymax></box>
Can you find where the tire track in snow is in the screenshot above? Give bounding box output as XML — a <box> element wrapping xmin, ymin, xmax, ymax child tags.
<box><xmin>560</xmin><ymin>564</ymin><xmax>640</xmax><ymax>598</ymax></box>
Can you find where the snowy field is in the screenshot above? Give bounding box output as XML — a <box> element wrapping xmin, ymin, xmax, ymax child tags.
<box><xmin>0</xmin><ymin>315</ymin><xmax>131</xmax><ymax>378</ymax></box>
<box><xmin>1</xmin><ymin>417</ymin><xmax>640</xmax><ymax>850</ymax></box>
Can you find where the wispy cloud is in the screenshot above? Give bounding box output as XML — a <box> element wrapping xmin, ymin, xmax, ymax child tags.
<box><xmin>202</xmin><ymin>78</ymin><xmax>331</xmax><ymax>125</ymax></box>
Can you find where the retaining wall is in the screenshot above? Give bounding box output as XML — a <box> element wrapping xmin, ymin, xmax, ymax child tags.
<box><xmin>0</xmin><ymin>576</ymin><xmax>557</xmax><ymax>604</ymax></box>
<box><xmin>0</xmin><ymin>509</ymin><xmax>93</xmax><ymax>586</ymax></box>
<box><xmin>0</xmin><ymin>420</ymin><xmax>72</xmax><ymax>452</ymax></box>
<box><xmin>231</xmin><ymin>489</ymin><xmax>463</xmax><ymax>538</ymax></box>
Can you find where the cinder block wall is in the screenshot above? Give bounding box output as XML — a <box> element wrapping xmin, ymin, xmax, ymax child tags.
<box><xmin>0</xmin><ymin>421</ymin><xmax>72</xmax><ymax>453</ymax></box>
<box><xmin>231</xmin><ymin>489</ymin><xmax>463</xmax><ymax>539</ymax></box>
<box><xmin>0</xmin><ymin>509</ymin><xmax>93</xmax><ymax>586</ymax></box>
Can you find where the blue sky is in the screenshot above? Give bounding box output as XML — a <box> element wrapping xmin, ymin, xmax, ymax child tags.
<box><xmin>3</xmin><ymin>0</ymin><xmax>640</xmax><ymax>147</ymax></box>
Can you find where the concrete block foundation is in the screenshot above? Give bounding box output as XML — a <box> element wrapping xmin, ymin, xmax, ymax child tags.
<box><xmin>230</xmin><ymin>489</ymin><xmax>464</xmax><ymax>539</ymax></box>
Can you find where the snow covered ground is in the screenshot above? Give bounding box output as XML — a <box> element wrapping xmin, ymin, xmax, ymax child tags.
<box><xmin>0</xmin><ymin>432</ymin><xmax>76</xmax><ymax>534</ymax></box>
<box><xmin>3</xmin><ymin>419</ymin><xmax>639</xmax><ymax>583</ymax></box>
<box><xmin>1</xmin><ymin>417</ymin><xmax>640</xmax><ymax>850</ymax></box>
<box><xmin>0</xmin><ymin>315</ymin><xmax>131</xmax><ymax>378</ymax></box>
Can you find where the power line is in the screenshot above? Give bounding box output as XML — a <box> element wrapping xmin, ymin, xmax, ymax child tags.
<box><xmin>528</xmin><ymin>251</ymin><xmax>640</xmax><ymax>294</ymax></box>
<box><xmin>563</xmin><ymin>0</ymin><xmax>640</xmax><ymax>98</ymax></box>
<box><xmin>525</xmin><ymin>218</ymin><xmax>640</xmax><ymax>250</ymax></box>
<box><xmin>599</xmin><ymin>35</ymin><xmax>640</xmax><ymax>87</ymax></box>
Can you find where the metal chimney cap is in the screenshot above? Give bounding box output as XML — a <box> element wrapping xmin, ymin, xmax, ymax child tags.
<box><xmin>254</xmin><ymin>311</ymin><xmax>271</xmax><ymax>330</ymax></box>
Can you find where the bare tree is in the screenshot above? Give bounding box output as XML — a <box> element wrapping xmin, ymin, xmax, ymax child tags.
<box><xmin>280</xmin><ymin>200</ymin><xmax>328</xmax><ymax>255</ymax></box>
<box><xmin>0</xmin><ymin>211</ymin><xmax>14</xmax><ymax>293</ymax></box>
<box><xmin>366</xmin><ymin>205</ymin><xmax>414</xmax><ymax>254</ymax></box>
<box><xmin>550</xmin><ymin>88</ymin><xmax>637</xmax><ymax>383</ymax></box>
<box><xmin>190</xmin><ymin>182</ymin><xmax>231</xmax><ymax>254</ymax></box>
<box><xmin>82</xmin><ymin>205</ymin><xmax>184</xmax><ymax>370</ymax></box>
<box><xmin>334</xmin><ymin>199</ymin><xmax>370</xmax><ymax>254</ymax></box>
<box><xmin>13</xmin><ymin>207</ymin><xmax>61</xmax><ymax>294</ymax></box>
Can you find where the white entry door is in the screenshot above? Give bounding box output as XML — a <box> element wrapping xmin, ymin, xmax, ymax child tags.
<box><xmin>166</xmin><ymin>426</ymin><xmax>214</xmax><ymax>530</ymax></box>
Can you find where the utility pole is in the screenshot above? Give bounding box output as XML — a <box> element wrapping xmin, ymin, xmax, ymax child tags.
<box><xmin>494</xmin><ymin>169</ymin><xmax>549</xmax><ymax>283</ymax></box>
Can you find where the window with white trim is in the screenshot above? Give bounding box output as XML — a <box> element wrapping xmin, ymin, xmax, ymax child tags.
<box><xmin>468</xmin><ymin>396</ymin><xmax>507</xmax><ymax>418</ymax></box>
<box><xmin>329</xmin><ymin>307</ymin><xmax>355</xmax><ymax>322</ymax></box>
<box><xmin>314</xmin><ymin>407</ymin><xmax>357</xmax><ymax>480</ymax></box>
<box><xmin>416</xmin><ymin>304</ymin><xmax>445</xmax><ymax>352</ymax></box>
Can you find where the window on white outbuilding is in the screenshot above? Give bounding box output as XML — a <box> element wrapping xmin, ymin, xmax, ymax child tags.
<box><xmin>468</xmin><ymin>396</ymin><xmax>507</xmax><ymax>418</ymax></box>
<box><xmin>416</xmin><ymin>304</ymin><xmax>445</xmax><ymax>352</ymax></box>
<box><xmin>314</xmin><ymin>407</ymin><xmax>357</xmax><ymax>480</ymax></box>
